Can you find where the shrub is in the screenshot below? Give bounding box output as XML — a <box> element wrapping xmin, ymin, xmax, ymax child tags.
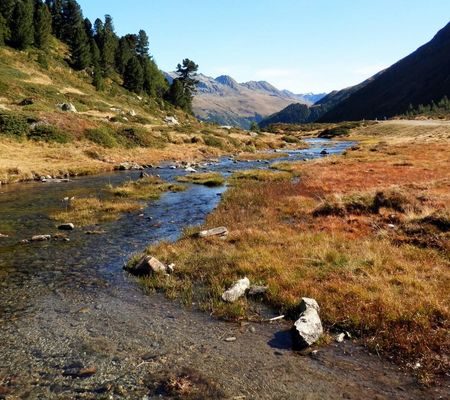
<box><xmin>27</xmin><ymin>124</ymin><xmax>71</xmax><ymax>143</ymax></box>
<box><xmin>204</xmin><ymin>135</ymin><xmax>226</xmax><ymax>149</ymax></box>
<box><xmin>0</xmin><ymin>113</ymin><xmax>29</xmax><ymax>138</ymax></box>
<box><xmin>282</xmin><ymin>135</ymin><xmax>301</xmax><ymax>143</ymax></box>
<box><xmin>117</xmin><ymin>126</ymin><xmax>167</xmax><ymax>148</ymax></box>
<box><xmin>85</xmin><ymin>127</ymin><xmax>118</xmax><ymax>148</ymax></box>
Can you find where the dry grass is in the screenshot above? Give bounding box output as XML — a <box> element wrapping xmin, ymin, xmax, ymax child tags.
<box><xmin>137</xmin><ymin>122</ymin><xmax>450</xmax><ymax>381</ymax></box>
<box><xmin>176</xmin><ymin>172</ymin><xmax>225</xmax><ymax>187</ymax></box>
<box><xmin>229</xmin><ymin>169</ymin><xmax>292</xmax><ymax>184</ymax></box>
<box><xmin>108</xmin><ymin>175</ymin><xmax>185</xmax><ymax>199</ymax></box>
<box><xmin>51</xmin><ymin>197</ymin><xmax>142</xmax><ymax>226</ymax></box>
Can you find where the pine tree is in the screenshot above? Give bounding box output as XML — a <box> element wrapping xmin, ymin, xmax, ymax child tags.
<box><xmin>84</xmin><ymin>17</ymin><xmax>93</xmax><ymax>38</ymax></box>
<box><xmin>34</xmin><ymin>1</ymin><xmax>52</xmax><ymax>50</ymax></box>
<box><xmin>71</xmin><ymin>24</ymin><xmax>91</xmax><ymax>69</ymax></box>
<box><xmin>61</xmin><ymin>0</ymin><xmax>83</xmax><ymax>44</ymax></box>
<box><xmin>48</xmin><ymin>0</ymin><xmax>63</xmax><ymax>38</ymax></box>
<box><xmin>0</xmin><ymin>0</ymin><xmax>16</xmax><ymax>20</ymax></box>
<box><xmin>100</xmin><ymin>14</ymin><xmax>118</xmax><ymax>77</ymax></box>
<box><xmin>11</xmin><ymin>0</ymin><xmax>35</xmax><ymax>50</ymax></box>
<box><xmin>142</xmin><ymin>57</ymin><xmax>168</xmax><ymax>98</ymax></box>
<box><xmin>136</xmin><ymin>29</ymin><xmax>149</xmax><ymax>58</ymax></box>
<box><xmin>166</xmin><ymin>78</ymin><xmax>187</xmax><ymax>110</ymax></box>
<box><xmin>171</xmin><ymin>58</ymin><xmax>199</xmax><ymax>113</ymax></box>
<box><xmin>0</xmin><ymin>14</ymin><xmax>8</xmax><ymax>46</ymax></box>
<box><xmin>115</xmin><ymin>35</ymin><xmax>136</xmax><ymax>75</ymax></box>
<box><xmin>92</xmin><ymin>63</ymin><xmax>104</xmax><ymax>91</ymax></box>
<box><xmin>123</xmin><ymin>56</ymin><xmax>144</xmax><ymax>93</ymax></box>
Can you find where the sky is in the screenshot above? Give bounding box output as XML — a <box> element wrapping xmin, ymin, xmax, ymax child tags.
<box><xmin>78</xmin><ymin>0</ymin><xmax>450</xmax><ymax>94</ymax></box>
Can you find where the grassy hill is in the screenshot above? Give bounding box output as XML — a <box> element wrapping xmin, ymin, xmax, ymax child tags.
<box><xmin>319</xmin><ymin>22</ymin><xmax>450</xmax><ymax>122</ymax></box>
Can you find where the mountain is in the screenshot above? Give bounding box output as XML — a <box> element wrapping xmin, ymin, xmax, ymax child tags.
<box><xmin>164</xmin><ymin>72</ymin><xmax>326</xmax><ymax>129</ymax></box>
<box><xmin>319</xmin><ymin>22</ymin><xmax>450</xmax><ymax>122</ymax></box>
<box><xmin>259</xmin><ymin>74</ymin><xmax>380</xmax><ymax>128</ymax></box>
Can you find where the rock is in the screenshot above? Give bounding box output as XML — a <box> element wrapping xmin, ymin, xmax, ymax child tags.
<box><xmin>19</xmin><ymin>98</ymin><xmax>34</xmax><ymax>106</ymax></box>
<box><xmin>126</xmin><ymin>255</ymin><xmax>167</xmax><ymax>276</ymax></box>
<box><xmin>320</xmin><ymin>149</ymin><xmax>329</xmax><ymax>155</ymax></box>
<box><xmin>31</xmin><ymin>235</ymin><xmax>51</xmax><ymax>242</ymax></box>
<box><xmin>198</xmin><ymin>226</ymin><xmax>228</xmax><ymax>238</ymax></box>
<box><xmin>222</xmin><ymin>277</ymin><xmax>250</xmax><ymax>303</ymax></box>
<box><xmin>298</xmin><ymin>297</ymin><xmax>320</xmax><ymax>313</ymax></box>
<box><xmin>224</xmin><ymin>337</ymin><xmax>237</xmax><ymax>342</ymax></box>
<box><xmin>185</xmin><ymin>167</ymin><xmax>197</xmax><ymax>173</ymax></box>
<box><xmin>248</xmin><ymin>285</ymin><xmax>268</xmax><ymax>296</ymax></box>
<box><xmin>0</xmin><ymin>233</ymin><xmax>9</xmax><ymax>238</ymax></box>
<box><xmin>249</xmin><ymin>326</ymin><xmax>256</xmax><ymax>333</ymax></box>
<box><xmin>291</xmin><ymin>298</ymin><xmax>323</xmax><ymax>349</ymax></box>
<box><xmin>335</xmin><ymin>333</ymin><xmax>345</xmax><ymax>343</ymax></box>
<box><xmin>63</xmin><ymin>364</ymin><xmax>97</xmax><ymax>378</ymax></box>
<box><xmin>164</xmin><ymin>116</ymin><xmax>179</xmax><ymax>125</ymax></box>
<box><xmin>114</xmin><ymin>162</ymin><xmax>143</xmax><ymax>171</ymax></box>
<box><xmin>167</xmin><ymin>263</ymin><xmax>175</xmax><ymax>274</ymax></box>
<box><xmin>58</xmin><ymin>223</ymin><xmax>75</xmax><ymax>231</ymax></box>
<box><xmin>58</xmin><ymin>103</ymin><xmax>77</xmax><ymax>113</ymax></box>
<box><xmin>129</xmin><ymin>109</ymin><xmax>137</xmax><ymax>117</ymax></box>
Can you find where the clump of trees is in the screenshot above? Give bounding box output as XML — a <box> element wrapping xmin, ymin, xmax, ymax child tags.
<box><xmin>404</xmin><ymin>96</ymin><xmax>450</xmax><ymax>118</ymax></box>
<box><xmin>0</xmin><ymin>0</ymin><xmax>199</xmax><ymax>113</ymax></box>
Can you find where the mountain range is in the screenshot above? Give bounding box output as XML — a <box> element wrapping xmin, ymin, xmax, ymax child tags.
<box><xmin>164</xmin><ymin>72</ymin><xmax>326</xmax><ymax>129</ymax></box>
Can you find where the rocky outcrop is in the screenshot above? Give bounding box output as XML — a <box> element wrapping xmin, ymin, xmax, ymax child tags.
<box><xmin>291</xmin><ymin>298</ymin><xmax>323</xmax><ymax>349</ymax></box>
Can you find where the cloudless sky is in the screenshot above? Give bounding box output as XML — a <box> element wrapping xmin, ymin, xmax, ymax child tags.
<box><xmin>78</xmin><ymin>0</ymin><xmax>450</xmax><ymax>93</ymax></box>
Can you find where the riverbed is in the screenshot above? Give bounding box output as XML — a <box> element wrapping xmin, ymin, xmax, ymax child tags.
<box><xmin>0</xmin><ymin>139</ymin><xmax>444</xmax><ymax>399</ymax></box>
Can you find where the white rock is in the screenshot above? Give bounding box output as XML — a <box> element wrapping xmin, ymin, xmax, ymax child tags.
<box><xmin>31</xmin><ymin>235</ymin><xmax>51</xmax><ymax>242</ymax></box>
<box><xmin>335</xmin><ymin>333</ymin><xmax>345</xmax><ymax>343</ymax></box>
<box><xmin>299</xmin><ymin>297</ymin><xmax>320</xmax><ymax>313</ymax></box>
<box><xmin>198</xmin><ymin>227</ymin><xmax>228</xmax><ymax>238</ymax></box>
<box><xmin>164</xmin><ymin>116</ymin><xmax>179</xmax><ymax>125</ymax></box>
<box><xmin>185</xmin><ymin>167</ymin><xmax>197</xmax><ymax>173</ymax></box>
<box><xmin>292</xmin><ymin>307</ymin><xmax>323</xmax><ymax>348</ymax></box>
<box><xmin>222</xmin><ymin>277</ymin><xmax>250</xmax><ymax>303</ymax></box>
<box><xmin>58</xmin><ymin>223</ymin><xmax>75</xmax><ymax>230</ymax></box>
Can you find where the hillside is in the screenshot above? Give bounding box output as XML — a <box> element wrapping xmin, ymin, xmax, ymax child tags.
<box><xmin>259</xmin><ymin>73</ymin><xmax>382</xmax><ymax>128</ymax></box>
<box><xmin>319</xmin><ymin>22</ymin><xmax>450</xmax><ymax>121</ymax></box>
<box><xmin>165</xmin><ymin>72</ymin><xmax>326</xmax><ymax>129</ymax></box>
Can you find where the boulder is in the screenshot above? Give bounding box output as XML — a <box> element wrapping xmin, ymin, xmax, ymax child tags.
<box><xmin>58</xmin><ymin>223</ymin><xmax>75</xmax><ymax>231</ymax></box>
<box><xmin>164</xmin><ymin>116</ymin><xmax>179</xmax><ymax>125</ymax></box>
<box><xmin>222</xmin><ymin>277</ymin><xmax>250</xmax><ymax>303</ymax></box>
<box><xmin>185</xmin><ymin>167</ymin><xmax>197</xmax><ymax>173</ymax></box>
<box><xmin>115</xmin><ymin>162</ymin><xmax>143</xmax><ymax>171</ymax></box>
<box><xmin>320</xmin><ymin>149</ymin><xmax>329</xmax><ymax>155</ymax></box>
<box><xmin>19</xmin><ymin>98</ymin><xmax>34</xmax><ymax>106</ymax></box>
<box><xmin>291</xmin><ymin>298</ymin><xmax>323</xmax><ymax>349</ymax></box>
<box><xmin>126</xmin><ymin>255</ymin><xmax>167</xmax><ymax>276</ymax></box>
<box><xmin>58</xmin><ymin>103</ymin><xmax>77</xmax><ymax>113</ymax></box>
<box><xmin>198</xmin><ymin>227</ymin><xmax>228</xmax><ymax>238</ymax></box>
<box><xmin>31</xmin><ymin>235</ymin><xmax>51</xmax><ymax>242</ymax></box>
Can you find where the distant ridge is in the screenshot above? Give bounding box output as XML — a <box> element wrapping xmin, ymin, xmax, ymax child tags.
<box><xmin>164</xmin><ymin>72</ymin><xmax>326</xmax><ymax>129</ymax></box>
<box><xmin>319</xmin><ymin>22</ymin><xmax>450</xmax><ymax>121</ymax></box>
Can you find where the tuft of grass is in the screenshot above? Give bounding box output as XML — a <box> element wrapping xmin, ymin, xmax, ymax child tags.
<box><xmin>176</xmin><ymin>172</ymin><xmax>225</xmax><ymax>187</ymax></box>
<box><xmin>51</xmin><ymin>197</ymin><xmax>142</xmax><ymax>226</ymax></box>
<box><xmin>108</xmin><ymin>176</ymin><xmax>185</xmax><ymax>200</ymax></box>
<box><xmin>229</xmin><ymin>169</ymin><xmax>292</xmax><ymax>184</ymax></box>
<box><xmin>85</xmin><ymin>127</ymin><xmax>118</xmax><ymax>148</ymax></box>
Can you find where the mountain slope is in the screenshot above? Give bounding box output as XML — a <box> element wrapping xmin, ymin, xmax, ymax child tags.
<box><xmin>320</xmin><ymin>22</ymin><xmax>450</xmax><ymax>122</ymax></box>
<box><xmin>165</xmin><ymin>72</ymin><xmax>326</xmax><ymax>129</ymax></box>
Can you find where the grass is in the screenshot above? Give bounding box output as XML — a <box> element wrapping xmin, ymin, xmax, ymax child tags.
<box><xmin>132</xmin><ymin>121</ymin><xmax>450</xmax><ymax>382</ymax></box>
<box><xmin>51</xmin><ymin>197</ymin><xmax>142</xmax><ymax>226</ymax></box>
<box><xmin>108</xmin><ymin>175</ymin><xmax>185</xmax><ymax>199</ymax></box>
<box><xmin>176</xmin><ymin>172</ymin><xmax>225</xmax><ymax>187</ymax></box>
<box><xmin>229</xmin><ymin>169</ymin><xmax>292</xmax><ymax>184</ymax></box>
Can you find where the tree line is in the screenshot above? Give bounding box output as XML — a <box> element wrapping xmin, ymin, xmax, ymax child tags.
<box><xmin>0</xmin><ymin>0</ymin><xmax>198</xmax><ymax>112</ymax></box>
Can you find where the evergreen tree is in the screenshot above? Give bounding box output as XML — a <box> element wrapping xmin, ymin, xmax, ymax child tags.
<box><xmin>84</xmin><ymin>17</ymin><xmax>93</xmax><ymax>38</ymax></box>
<box><xmin>11</xmin><ymin>0</ymin><xmax>35</xmax><ymax>50</ymax></box>
<box><xmin>34</xmin><ymin>1</ymin><xmax>52</xmax><ymax>50</ymax></box>
<box><xmin>142</xmin><ymin>57</ymin><xmax>168</xmax><ymax>98</ymax></box>
<box><xmin>123</xmin><ymin>56</ymin><xmax>143</xmax><ymax>93</ymax></box>
<box><xmin>136</xmin><ymin>29</ymin><xmax>149</xmax><ymax>58</ymax></box>
<box><xmin>71</xmin><ymin>24</ymin><xmax>91</xmax><ymax>69</ymax></box>
<box><xmin>61</xmin><ymin>0</ymin><xmax>83</xmax><ymax>44</ymax></box>
<box><xmin>115</xmin><ymin>35</ymin><xmax>136</xmax><ymax>75</ymax></box>
<box><xmin>100</xmin><ymin>14</ymin><xmax>118</xmax><ymax>77</ymax></box>
<box><xmin>171</xmin><ymin>58</ymin><xmax>199</xmax><ymax>112</ymax></box>
<box><xmin>93</xmin><ymin>18</ymin><xmax>103</xmax><ymax>44</ymax></box>
<box><xmin>89</xmin><ymin>37</ymin><xmax>100</xmax><ymax>66</ymax></box>
<box><xmin>48</xmin><ymin>0</ymin><xmax>63</xmax><ymax>38</ymax></box>
<box><xmin>92</xmin><ymin>63</ymin><xmax>104</xmax><ymax>91</ymax></box>
<box><xmin>166</xmin><ymin>78</ymin><xmax>187</xmax><ymax>110</ymax></box>
<box><xmin>0</xmin><ymin>14</ymin><xmax>8</xmax><ymax>46</ymax></box>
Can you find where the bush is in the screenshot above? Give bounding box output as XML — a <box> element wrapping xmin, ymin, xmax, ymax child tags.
<box><xmin>117</xmin><ymin>126</ymin><xmax>167</xmax><ymax>148</ymax></box>
<box><xmin>27</xmin><ymin>124</ymin><xmax>71</xmax><ymax>143</ymax></box>
<box><xmin>85</xmin><ymin>127</ymin><xmax>118</xmax><ymax>148</ymax></box>
<box><xmin>204</xmin><ymin>135</ymin><xmax>226</xmax><ymax>149</ymax></box>
<box><xmin>0</xmin><ymin>113</ymin><xmax>29</xmax><ymax>138</ymax></box>
<box><xmin>281</xmin><ymin>135</ymin><xmax>301</xmax><ymax>143</ymax></box>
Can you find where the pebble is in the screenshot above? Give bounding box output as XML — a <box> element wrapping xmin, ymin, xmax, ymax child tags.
<box><xmin>224</xmin><ymin>336</ymin><xmax>237</xmax><ymax>342</ymax></box>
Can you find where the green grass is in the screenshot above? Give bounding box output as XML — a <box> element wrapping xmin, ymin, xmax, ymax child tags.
<box><xmin>176</xmin><ymin>172</ymin><xmax>225</xmax><ymax>187</ymax></box>
<box><xmin>108</xmin><ymin>176</ymin><xmax>185</xmax><ymax>200</ymax></box>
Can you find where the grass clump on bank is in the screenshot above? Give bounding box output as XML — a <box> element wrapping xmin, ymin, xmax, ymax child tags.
<box><xmin>108</xmin><ymin>176</ymin><xmax>185</xmax><ymax>199</ymax></box>
<box><xmin>51</xmin><ymin>197</ymin><xmax>142</xmax><ymax>226</ymax></box>
<box><xmin>176</xmin><ymin>172</ymin><xmax>225</xmax><ymax>187</ymax></box>
<box><xmin>229</xmin><ymin>169</ymin><xmax>292</xmax><ymax>184</ymax></box>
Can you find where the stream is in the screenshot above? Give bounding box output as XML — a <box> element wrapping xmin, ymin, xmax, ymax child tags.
<box><xmin>0</xmin><ymin>139</ymin><xmax>444</xmax><ymax>399</ymax></box>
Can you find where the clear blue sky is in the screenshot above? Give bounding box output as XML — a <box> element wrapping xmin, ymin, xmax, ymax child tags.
<box><xmin>78</xmin><ymin>0</ymin><xmax>450</xmax><ymax>93</ymax></box>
